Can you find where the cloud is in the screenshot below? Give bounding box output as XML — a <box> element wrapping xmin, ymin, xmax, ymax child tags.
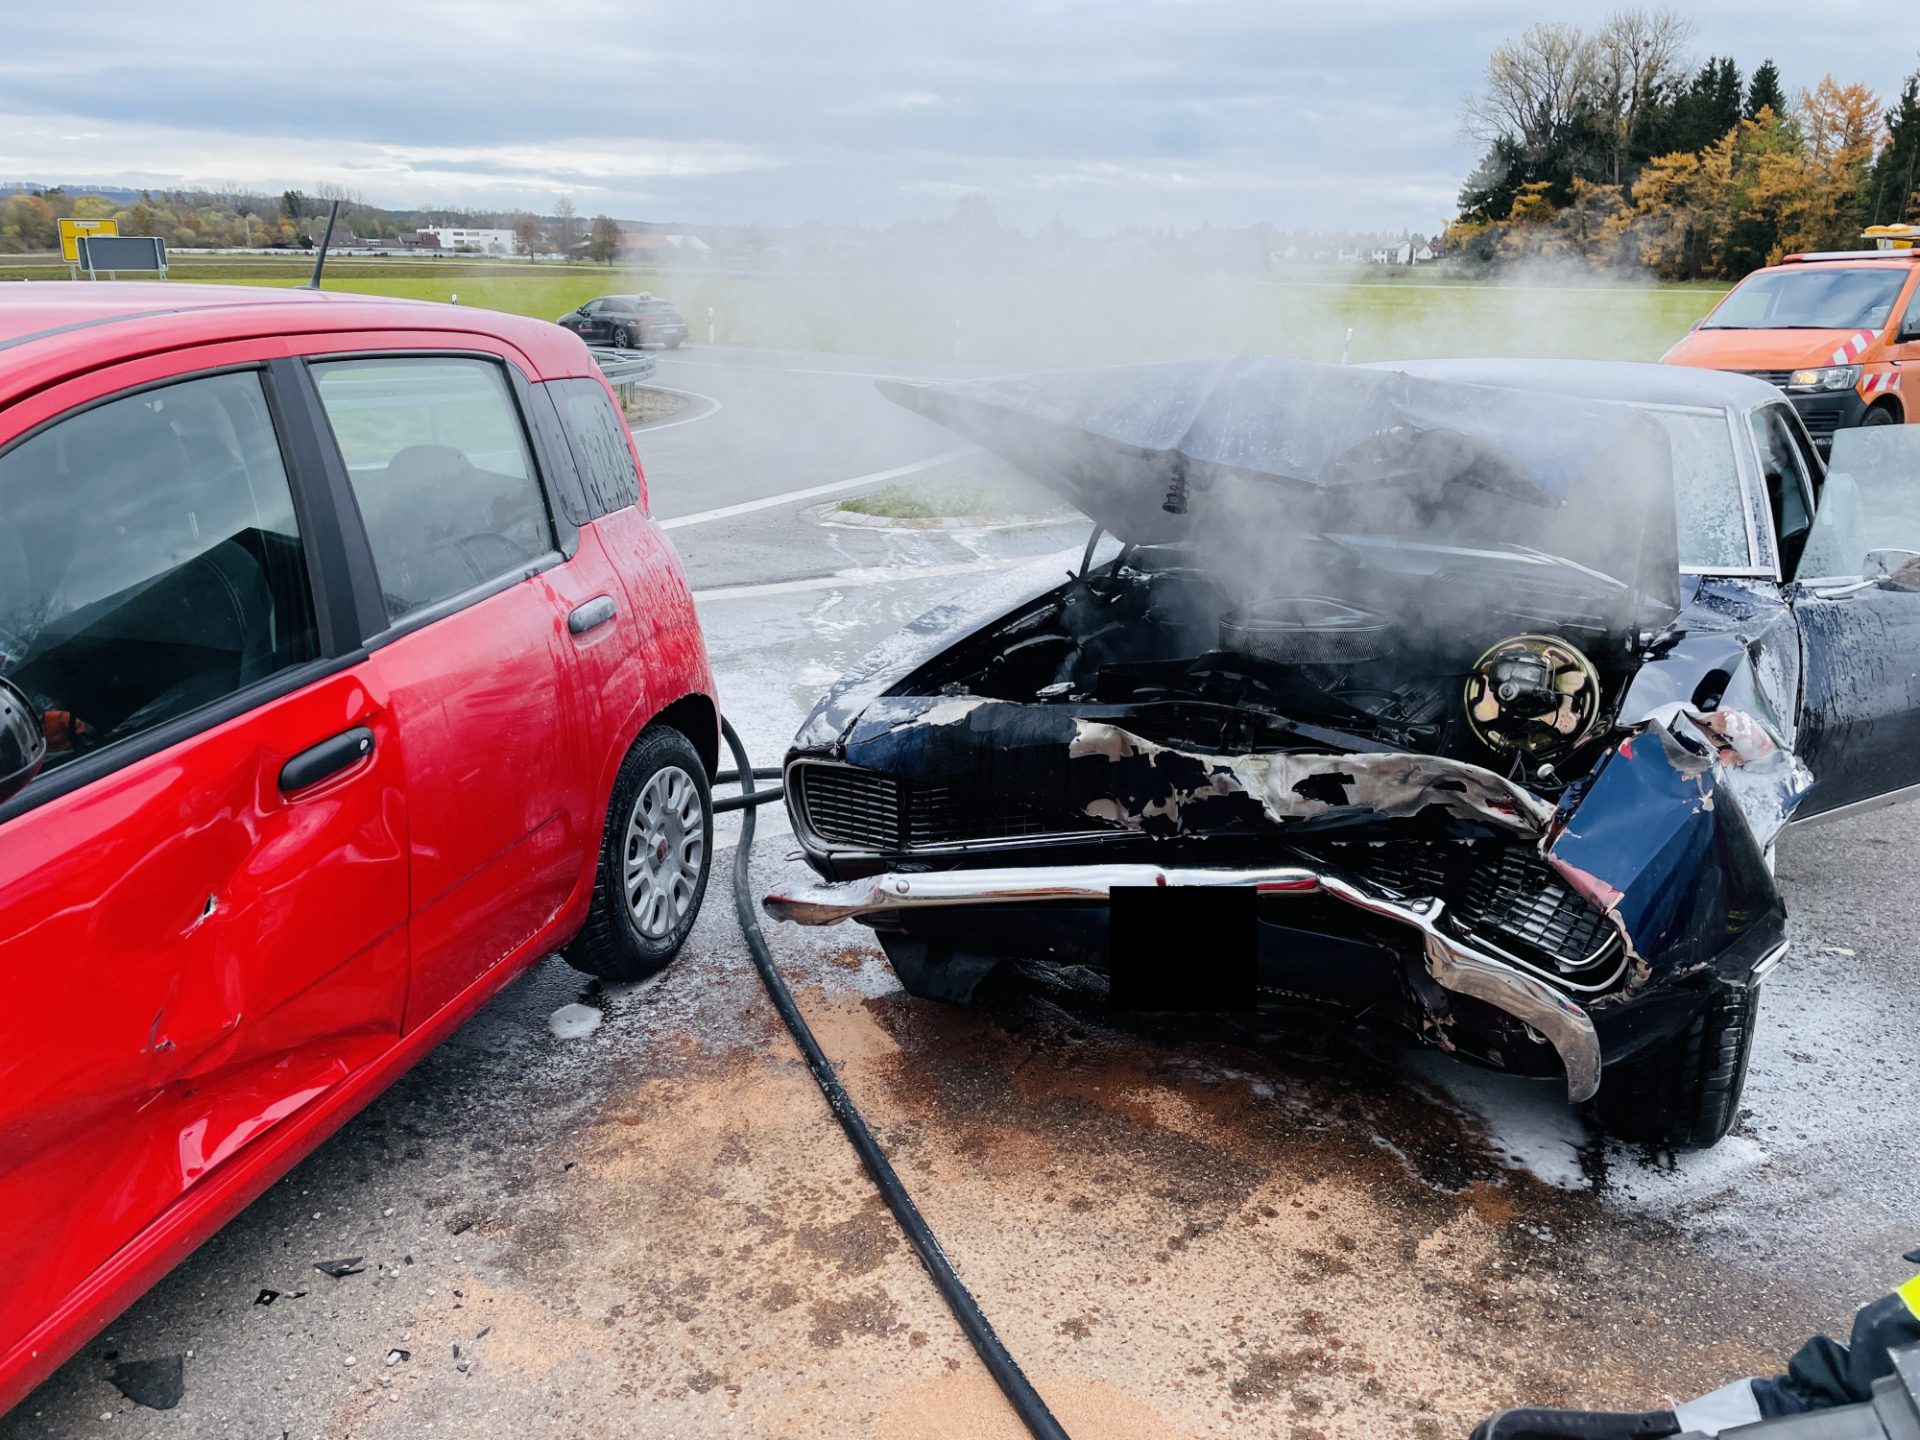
<box><xmin>3</xmin><ymin>0</ymin><xmax>1915</xmax><ymax>232</ymax></box>
<box><xmin>0</xmin><ymin>112</ymin><xmax>773</xmax><ymax>209</ymax></box>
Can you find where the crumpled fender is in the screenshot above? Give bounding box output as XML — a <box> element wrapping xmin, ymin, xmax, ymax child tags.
<box><xmin>1546</xmin><ymin>712</ymin><xmax>1792</xmax><ymax>987</ymax></box>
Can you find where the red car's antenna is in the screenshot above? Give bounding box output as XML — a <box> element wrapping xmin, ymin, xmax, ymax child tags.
<box><xmin>303</xmin><ymin>200</ymin><xmax>342</xmax><ymax>290</ymax></box>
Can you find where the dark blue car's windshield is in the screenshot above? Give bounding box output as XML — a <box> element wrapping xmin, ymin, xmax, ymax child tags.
<box><xmin>1705</xmin><ymin>267</ymin><xmax>1906</xmax><ymax>330</ymax></box>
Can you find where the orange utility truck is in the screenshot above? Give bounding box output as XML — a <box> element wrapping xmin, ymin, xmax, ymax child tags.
<box><xmin>1662</xmin><ymin>227</ymin><xmax>1920</xmax><ymax>451</ymax></box>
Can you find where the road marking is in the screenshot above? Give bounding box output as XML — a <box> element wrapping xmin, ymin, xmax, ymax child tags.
<box><xmin>692</xmin><ymin>555</ymin><xmax>1022</xmax><ymax>603</ymax></box>
<box><xmin>630</xmin><ymin>383</ymin><xmax>723</xmax><ymax>433</ymax></box>
<box><xmin>658</xmin><ymin>446</ymin><xmax>977</xmax><ymax>530</ymax></box>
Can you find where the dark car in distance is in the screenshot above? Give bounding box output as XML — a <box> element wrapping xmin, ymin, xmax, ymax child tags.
<box><xmin>558</xmin><ymin>294</ymin><xmax>689</xmax><ymax>350</ymax></box>
<box><xmin>766</xmin><ymin>356</ymin><xmax>1920</xmax><ymax>1151</ymax></box>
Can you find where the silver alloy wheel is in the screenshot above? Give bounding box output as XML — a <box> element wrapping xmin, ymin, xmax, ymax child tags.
<box><xmin>624</xmin><ymin>764</ymin><xmax>705</xmax><ymax>939</ymax></box>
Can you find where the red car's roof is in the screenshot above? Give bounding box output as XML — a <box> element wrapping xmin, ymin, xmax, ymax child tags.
<box><xmin>0</xmin><ymin>282</ymin><xmax>594</xmax><ymax>403</ymax></box>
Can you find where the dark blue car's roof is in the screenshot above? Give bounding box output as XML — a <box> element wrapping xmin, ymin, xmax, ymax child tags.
<box><xmin>1372</xmin><ymin>358</ymin><xmax>1780</xmax><ymax>412</ymax></box>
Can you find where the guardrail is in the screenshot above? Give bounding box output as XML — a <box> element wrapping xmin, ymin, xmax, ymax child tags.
<box><xmin>588</xmin><ymin>345</ymin><xmax>658</xmax><ymax>385</ymax></box>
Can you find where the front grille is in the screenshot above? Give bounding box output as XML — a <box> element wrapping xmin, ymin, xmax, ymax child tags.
<box><xmin>1455</xmin><ymin>846</ymin><xmax>1618</xmax><ymax>975</ymax></box>
<box><xmin>793</xmin><ymin>765</ymin><xmax>904</xmax><ymax>850</ymax></box>
<box><xmin>1799</xmin><ymin>407</ymin><xmax>1846</xmax><ymax>437</ymax></box>
<box><xmin>1739</xmin><ymin>369</ymin><xmax>1794</xmax><ymax>388</ymax></box>
<box><xmin>1302</xmin><ymin>839</ymin><xmax>1619</xmax><ymax>980</ymax></box>
<box><xmin>798</xmin><ymin>766</ymin><xmax>1621</xmax><ymax>981</ymax></box>
<box><xmin>907</xmin><ymin>783</ymin><xmax>1062</xmax><ymax>845</ymax></box>
<box><xmin>1315</xmin><ymin>840</ymin><xmax>1454</xmax><ymax>901</ymax></box>
<box><xmin>794</xmin><ymin>763</ymin><xmax>1098</xmax><ymax>851</ymax></box>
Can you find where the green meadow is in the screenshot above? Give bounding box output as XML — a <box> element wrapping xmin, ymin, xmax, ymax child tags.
<box><xmin>0</xmin><ymin>253</ymin><xmax>1726</xmax><ymax>368</ymax></box>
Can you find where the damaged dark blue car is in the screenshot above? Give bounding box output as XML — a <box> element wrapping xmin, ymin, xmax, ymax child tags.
<box><xmin>766</xmin><ymin>357</ymin><xmax>1920</xmax><ymax>1149</ymax></box>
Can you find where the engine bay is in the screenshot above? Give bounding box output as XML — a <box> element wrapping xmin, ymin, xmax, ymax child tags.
<box><xmin>895</xmin><ymin>537</ymin><xmax>1652</xmax><ymax>786</ymax></box>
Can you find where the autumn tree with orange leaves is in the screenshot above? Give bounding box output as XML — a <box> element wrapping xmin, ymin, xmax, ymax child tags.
<box><xmin>1455</xmin><ymin>13</ymin><xmax>1915</xmax><ymax>280</ymax></box>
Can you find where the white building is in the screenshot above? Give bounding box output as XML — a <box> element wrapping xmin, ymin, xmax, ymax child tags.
<box><xmin>426</xmin><ymin>227</ymin><xmax>514</xmax><ymax>255</ymax></box>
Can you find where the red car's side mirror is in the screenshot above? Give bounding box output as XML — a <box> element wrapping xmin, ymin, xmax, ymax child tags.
<box><xmin>0</xmin><ymin>678</ymin><xmax>46</xmax><ymax>806</ymax></box>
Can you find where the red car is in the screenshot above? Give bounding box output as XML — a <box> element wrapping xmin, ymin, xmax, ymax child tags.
<box><xmin>0</xmin><ymin>283</ymin><xmax>718</xmax><ymax>1412</ymax></box>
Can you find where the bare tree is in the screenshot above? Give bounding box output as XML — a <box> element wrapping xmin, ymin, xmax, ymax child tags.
<box><xmin>311</xmin><ymin>180</ymin><xmax>362</xmax><ymax>219</ymax></box>
<box><xmin>1594</xmin><ymin>8</ymin><xmax>1695</xmax><ymax>184</ymax></box>
<box><xmin>552</xmin><ymin>196</ymin><xmax>578</xmax><ymax>256</ymax></box>
<box><xmin>1461</xmin><ymin>21</ymin><xmax>1600</xmax><ymax>158</ymax></box>
<box><xmin>587</xmin><ymin>214</ymin><xmax>622</xmax><ymax>266</ymax></box>
<box><xmin>512</xmin><ymin>211</ymin><xmax>545</xmax><ymax>261</ymax></box>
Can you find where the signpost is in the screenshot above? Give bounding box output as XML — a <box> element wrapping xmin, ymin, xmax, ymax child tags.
<box><xmin>74</xmin><ymin>234</ymin><xmax>167</xmax><ymax>281</ymax></box>
<box><xmin>58</xmin><ymin>218</ymin><xmax>117</xmax><ymax>278</ymax></box>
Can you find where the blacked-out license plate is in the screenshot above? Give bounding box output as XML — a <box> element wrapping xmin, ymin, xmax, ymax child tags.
<box><xmin>1108</xmin><ymin>885</ymin><xmax>1256</xmax><ymax>1012</ymax></box>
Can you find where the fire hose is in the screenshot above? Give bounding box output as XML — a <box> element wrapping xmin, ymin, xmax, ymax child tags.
<box><xmin>715</xmin><ymin>716</ymin><xmax>1070</xmax><ymax>1440</ymax></box>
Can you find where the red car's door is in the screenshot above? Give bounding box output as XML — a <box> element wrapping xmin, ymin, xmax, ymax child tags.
<box><xmin>300</xmin><ymin>349</ymin><xmax>588</xmax><ymax>1024</ymax></box>
<box><xmin>0</xmin><ymin>358</ymin><xmax>410</xmax><ymax>1367</ymax></box>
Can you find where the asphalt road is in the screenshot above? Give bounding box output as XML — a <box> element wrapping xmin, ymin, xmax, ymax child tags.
<box><xmin>8</xmin><ymin>346</ymin><xmax>1918</xmax><ymax>1440</ymax></box>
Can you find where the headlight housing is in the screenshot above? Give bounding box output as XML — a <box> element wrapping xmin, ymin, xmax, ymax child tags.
<box><xmin>1788</xmin><ymin>365</ymin><xmax>1862</xmax><ymax>391</ymax></box>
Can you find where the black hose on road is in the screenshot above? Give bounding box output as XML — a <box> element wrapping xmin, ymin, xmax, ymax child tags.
<box><xmin>717</xmin><ymin>716</ymin><xmax>1071</xmax><ymax>1440</ymax></box>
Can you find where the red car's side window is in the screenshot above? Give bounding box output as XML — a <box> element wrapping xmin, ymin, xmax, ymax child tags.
<box><xmin>0</xmin><ymin>370</ymin><xmax>319</xmax><ymax>771</ymax></box>
<box><xmin>308</xmin><ymin>356</ymin><xmax>556</xmax><ymax>623</ymax></box>
<box><xmin>549</xmin><ymin>378</ymin><xmax>641</xmax><ymax>518</ymax></box>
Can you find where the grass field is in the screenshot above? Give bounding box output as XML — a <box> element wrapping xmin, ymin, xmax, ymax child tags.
<box><xmin>0</xmin><ymin>252</ymin><xmax>1727</xmax><ymax>368</ymax></box>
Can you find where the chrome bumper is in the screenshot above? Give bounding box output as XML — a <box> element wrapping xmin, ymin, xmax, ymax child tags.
<box><xmin>763</xmin><ymin>863</ymin><xmax>1602</xmax><ymax>1103</ymax></box>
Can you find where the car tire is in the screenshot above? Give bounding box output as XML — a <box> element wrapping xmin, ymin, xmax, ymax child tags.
<box><xmin>1861</xmin><ymin>404</ymin><xmax>1899</xmax><ymax>427</ymax></box>
<box><xmin>666</xmin><ymin>336</ymin><xmax>683</xmax><ymax>349</ymax></box>
<box><xmin>612</xmin><ymin>323</ymin><xmax>634</xmax><ymax>349</ymax></box>
<box><xmin>1592</xmin><ymin>983</ymin><xmax>1758</xmax><ymax>1150</ymax></box>
<box><xmin>566</xmin><ymin>725</ymin><xmax>711</xmax><ymax>982</ymax></box>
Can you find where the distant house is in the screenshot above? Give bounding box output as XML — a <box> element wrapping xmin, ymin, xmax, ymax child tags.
<box><xmin>1367</xmin><ymin>241</ymin><xmax>1435</xmax><ymax>266</ymax></box>
<box><xmin>303</xmin><ymin>221</ymin><xmax>366</xmax><ymax>248</ymax></box>
<box><xmin>424</xmin><ymin>226</ymin><xmax>513</xmax><ymax>255</ymax></box>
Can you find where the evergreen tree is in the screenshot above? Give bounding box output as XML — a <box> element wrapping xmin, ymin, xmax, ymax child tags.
<box><xmin>1746</xmin><ymin>60</ymin><xmax>1787</xmax><ymax>120</ymax></box>
<box><xmin>1663</xmin><ymin>57</ymin><xmax>1744</xmax><ymax>154</ymax></box>
<box><xmin>1457</xmin><ymin>137</ymin><xmax>1529</xmax><ymax>222</ymax></box>
<box><xmin>1712</xmin><ymin>57</ymin><xmax>1744</xmax><ymax>133</ymax></box>
<box><xmin>1869</xmin><ymin>69</ymin><xmax>1920</xmax><ymax>225</ymax></box>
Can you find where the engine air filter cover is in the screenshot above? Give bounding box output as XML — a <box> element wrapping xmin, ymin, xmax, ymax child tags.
<box><xmin>1464</xmin><ymin>634</ymin><xmax>1602</xmax><ymax>756</ymax></box>
<box><xmin>1219</xmin><ymin>596</ymin><xmax>1391</xmax><ymax>665</ymax></box>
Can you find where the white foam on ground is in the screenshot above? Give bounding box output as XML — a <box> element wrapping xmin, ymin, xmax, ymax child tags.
<box><xmin>1602</xmin><ymin>1134</ymin><xmax>1772</xmax><ymax>1208</ymax></box>
<box><xmin>547</xmin><ymin>1003</ymin><xmax>604</xmax><ymax>1041</ymax></box>
<box><xmin>1400</xmin><ymin>1052</ymin><xmax>1591</xmax><ymax>1188</ymax></box>
<box><xmin>1401</xmin><ymin>1050</ymin><xmax>1779</xmax><ymax>1210</ymax></box>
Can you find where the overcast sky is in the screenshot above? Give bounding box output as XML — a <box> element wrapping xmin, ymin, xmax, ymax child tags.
<box><xmin>3</xmin><ymin>1</ymin><xmax>1914</xmax><ymax>233</ymax></box>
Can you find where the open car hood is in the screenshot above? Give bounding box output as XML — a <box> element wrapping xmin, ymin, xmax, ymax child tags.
<box><xmin>879</xmin><ymin>355</ymin><xmax>1682</xmax><ymax>624</ymax></box>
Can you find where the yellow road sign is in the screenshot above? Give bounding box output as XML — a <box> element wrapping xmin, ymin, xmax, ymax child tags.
<box><xmin>58</xmin><ymin>218</ymin><xmax>117</xmax><ymax>264</ymax></box>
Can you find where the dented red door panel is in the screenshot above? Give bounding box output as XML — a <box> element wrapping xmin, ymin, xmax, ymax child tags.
<box><xmin>0</xmin><ymin>666</ymin><xmax>409</xmax><ymax>1372</ymax></box>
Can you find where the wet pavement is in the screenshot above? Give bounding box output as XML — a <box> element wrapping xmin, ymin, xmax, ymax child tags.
<box><xmin>8</xmin><ymin>346</ymin><xmax>1917</xmax><ymax>1439</ymax></box>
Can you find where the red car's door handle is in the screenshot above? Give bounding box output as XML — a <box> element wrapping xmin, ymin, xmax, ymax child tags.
<box><xmin>280</xmin><ymin>727</ymin><xmax>374</xmax><ymax>794</ymax></box>
<box><xmin>568</xmin><ymin>595</ymin><xmax>617</xmax><ymax>635</ymax></box>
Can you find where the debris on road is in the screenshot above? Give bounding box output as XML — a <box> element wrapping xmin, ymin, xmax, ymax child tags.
<box><xmin>312</xmin><ymin>1257</ymin><xmax>365</xmax><ymax>1279</ymax></box>
<box><xmin>547</xmin><ymin>1002</ymin><xmax>603</xmax><ymax>1040</ymax></box>
<box><xmin>106</xmin><ymin>1356</ymin><xmax>183</xmax><ymax>1411</ymax></box>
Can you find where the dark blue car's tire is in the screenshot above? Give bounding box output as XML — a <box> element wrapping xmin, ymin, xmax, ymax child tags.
<box><xmin>1593</xmin><ymin>983</ymin><xmax>1758</xmax><ymax>1150</ymax></box>
<box><xmin>566</xmin><ymin>725</ymin><xmax>711</xmax><ymax>982</ymax></box>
